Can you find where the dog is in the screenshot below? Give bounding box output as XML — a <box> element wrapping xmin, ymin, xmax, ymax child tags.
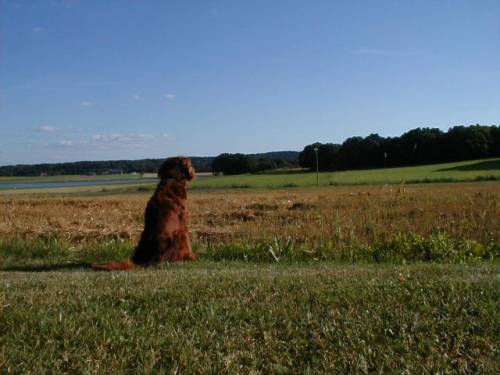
<box><xmin>92</xmin><ymin>156</ymin><xmax>196</xmax><ymax>270</ymax></box>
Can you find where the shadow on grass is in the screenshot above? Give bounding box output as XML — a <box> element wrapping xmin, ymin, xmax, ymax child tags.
<box><xmin>437</xmin><ymin>160</ymin><xmax>500</xmax><ymax>172</ymax></box>
<box><xmin>1</xmin><ymin>262</ymin><xmax>92</xmax><ymax>272</ymax></box>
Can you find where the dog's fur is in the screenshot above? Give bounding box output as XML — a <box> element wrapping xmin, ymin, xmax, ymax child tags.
<box><xmin>92</xmin><ymin>157</ymin><xmax>196</xmax><ymax>270</ymax></box>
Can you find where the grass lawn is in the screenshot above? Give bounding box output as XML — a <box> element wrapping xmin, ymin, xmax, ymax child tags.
<box><xmin>1</xmin><ymin>262</ymin><xmax>498</xmax><ymax>374</ymax></box>
<box><xmin>190</xmin><ymin>158</ymin><xmax>500</xmax><ymax>190</ymax></box>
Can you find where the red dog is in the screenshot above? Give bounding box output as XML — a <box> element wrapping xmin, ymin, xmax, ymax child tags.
<box><xmin>92</xmin><ymin>157</ymin><xmax>196</xmax><ymax>270</ymax></box>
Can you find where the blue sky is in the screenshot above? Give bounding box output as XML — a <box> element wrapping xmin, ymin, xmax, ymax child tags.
<box><xmin>1</xmin><ymin>0</ymin><xmax>499</xmax><ymax>165</ymax></box>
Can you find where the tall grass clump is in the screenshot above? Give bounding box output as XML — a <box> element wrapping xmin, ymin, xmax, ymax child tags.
<box><xmin>195</xmin><ymin>233</ymin><xmax>498</xmax><ymax>264</ymax></box>
<box><xmin>371</xmin><ymin>233</ymin><xmax>498</xmax><ymax>263</ymax></box>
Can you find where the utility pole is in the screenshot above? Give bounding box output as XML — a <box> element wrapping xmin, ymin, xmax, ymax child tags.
<box><xmin>314</xmin><ymin>147</ymin><xmax>319</xmax><ymax>186</ymax></box>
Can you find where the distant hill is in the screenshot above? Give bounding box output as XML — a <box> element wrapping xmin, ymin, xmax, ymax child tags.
<box><xmin>0</xmin><ymin>151</ymin><xmax>299</xmax><ymax>177</ymax></box>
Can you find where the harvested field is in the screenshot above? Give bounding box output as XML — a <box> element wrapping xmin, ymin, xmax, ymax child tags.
<box><xmin>1</xmin><ymin>182</ymin><xmax>499</xmax><ymax>266</ymax></box>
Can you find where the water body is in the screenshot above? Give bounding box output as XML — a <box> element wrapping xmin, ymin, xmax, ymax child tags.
<box><xmin>0</xmin><ymin>178</ymin><xmax>157</xmax><ymax>190</ymax></box>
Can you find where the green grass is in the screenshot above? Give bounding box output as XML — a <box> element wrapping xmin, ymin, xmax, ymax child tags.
<box><xmin>189</xmin><ymin>158</ymin><xmax>500</xmax><ymax>190</ymax></box>
<box><xmin>1</xmin><ymin>263</ymin><xmax>498</xmax><ymax>374</ymax></box>
<box><xmin>2</xmin><ymin>233</ymin><xmax>497</xmax><ymax>373</ymax></box>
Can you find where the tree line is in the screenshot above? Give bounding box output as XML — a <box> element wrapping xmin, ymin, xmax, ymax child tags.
<box><xmin>299</xmin><ymin>125</ymin><xmax>500</xmax><ymax>171</ymax></box>
<box><xmin>211</xmin><ymin>153</ymin><xmax>297</xmax><ymax>175</ymax></box>
<box><xmin>0</xmin><ymin>157</ymin><xmax>214</xmax><ymax>177</ymax></box>
<box><xmin>0</xmin><ymin>152</ymin><xmax>299</xmax><ymax>177</ymax></box>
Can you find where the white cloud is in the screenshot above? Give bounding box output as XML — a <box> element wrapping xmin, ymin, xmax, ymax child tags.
<box><xmin>45</xmin><ymin>138</ymin><xmax>87</xmax><ymax>149</ymax></box>
<box><xmin>80</xmin><ymin>100</ymin><xmax>93</xmax><ymax>107</ymax></box>
<box><xmin>92</xmin><ymin>133</ymin><xmax>155</xmax><ymax>143</ymax></box>
<box><xmin>164</xmin><ymin>93</ymin><xmax>176</xmax><ymax>100</ymax></box>
<box><xmin>33</xmin><ymin>27</ymin><xmax>45</xmax><ymax>33</ymax></box>
<box><xmin>161</xmin><ymin>133</ymin><xmax>175</xmax><ymax>141</ymax></box>
<box><xmin>43</xmin><ymin>132</ymin><xmax>174</xmax><ymax>152</ymax></box>
<box><xmin>44</xmin><ymin>139</ymin><xmax>79</xmax><ymax>148</ymax></box>
<box><xmin>89</xmin><ymin>132</ymin><xmax>174</xmax><ymax>151</ymax></box>
<box><xmin>132</xmin><ymin>94</ymin><xmax>141</xmax><ymax>101</ymax></box>
<box><xmin>36</xmin><ymin>125</ymin><xmax>58</xmax><ymax>133</ymax></box>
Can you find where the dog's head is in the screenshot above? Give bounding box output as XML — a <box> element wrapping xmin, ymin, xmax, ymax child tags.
<box><xmin>158</xmin><ymin>157</ymin><xmax>196</xmax><ymax>181</ymax></box>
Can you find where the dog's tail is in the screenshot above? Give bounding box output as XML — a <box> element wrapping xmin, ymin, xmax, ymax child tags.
<box><xmin>91</xmin><ymin>260</ymin><xmax>136</xmax><ymax>271</ymax></box>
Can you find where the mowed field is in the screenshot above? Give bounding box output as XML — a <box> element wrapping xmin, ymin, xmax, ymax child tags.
<box><xmin>1</xmin><ymin>172</ymin><xmax>499</xmax><ymax>372</ymax></box>
<box><xmin>189</xmin><ymin>158</ymin><xmax>500</xmax><ymax>189</ymax></box>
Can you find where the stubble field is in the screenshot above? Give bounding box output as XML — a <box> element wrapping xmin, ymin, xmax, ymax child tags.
<box><xmin>1</xmin><ymin>182</ymin><xmax>499</xmax><ymax>266</ymax></box>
